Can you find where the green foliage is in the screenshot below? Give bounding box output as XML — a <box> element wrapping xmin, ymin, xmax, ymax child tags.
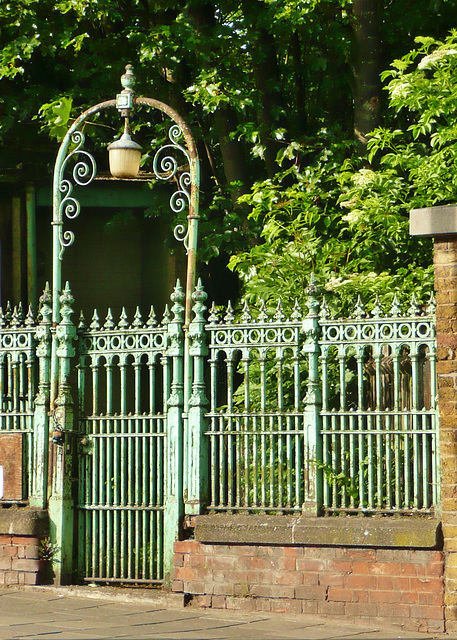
<box><xmin>229</xmin><ymin>33</ymin><xmax>457</xmax><ymax>312</ymax></box>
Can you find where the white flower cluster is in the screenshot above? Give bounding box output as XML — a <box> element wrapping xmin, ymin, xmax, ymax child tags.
<box><xmin>418</xmin><ymin>48</ymin><xmax>457</xmax><ymax>70</ymax></box>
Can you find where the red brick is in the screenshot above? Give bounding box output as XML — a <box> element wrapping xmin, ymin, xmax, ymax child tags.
<box><xmin>410</xmin><ymin>577</ymin><xmax>441</xmax><ymax>592</ymax></box>
<box><xmin>24</xmin><ymin>572</ymin><xmax>39</xmax><ymax>586</ymax></box>
<box><xmin>410</xmin><ymin>605</ymin><xmax>444</xmax><ymax>620</ymax></box>
<box><xmin>368</xmin><ymin>562</ymin><xmax>401</xmax><ymax>576</ymax></box>
<box><xmin>254</xmin><ymin>598</ymin><xmax>272</xmax><ymax>612</ymax></box>
<box><xmin>331</xmin><ymin>561</ymin><xmax>352</xmax><ymax>573</ymax></box>
<box><xmin>211</xmin><ymin>595</ymin><xmax>226</xmax><ymax>609</ymax></box>
<box><xmin>271</xmin><ymin>599</ymin><xmax>302</xmax><ymax>614</ymax></box>
<box><xmin>186</xmin><ymin>581</ymin><xmax>206</xmax><ymax>595</ymax></box>
<box><xmin>173</xmin><ymin>553</ymin><xmax>184</xmax><ymax>567</ymax></box>
<box><xmin>294</xmin><ymin>585</ymin><xmax>326</xmax><ymax>600</ymax></box>
<box><xmin>370</xmin><ymin>590</ymin><xmax>405</xmax><ymax>604</ymax></box>
<box><xmin>11</xmin><ymin>558</ymin><xmax>40</xmax><ymax>572</ymax></box>
<box><xmin>345</xmin><ymin>602</ymin><xmax>378</xmax><ymax>617</ymax></box>
<box><xmin>3</xmin><ymin>572</ymin><xmax>19</xmax><ymax>585</ymax></box>
<box><xmin>25</xmin><ymin>547</ymin><xmax>40</xmax><ymax>560</ymax></box>
<box><xmin>350</xmin><ymin>561</ymin><xmax>371</xmax><ymax>575</ymax></box>
<box><xmin>341</xmin><ymin>549</ymin><xmax>376</xmax><ymax>561</ymax></box>
<box><xmin>295</xmin><ymin>558</ymin><xmax>325</xmax><ymax>572</ymax></box>
<box><xmin>301</xmin><ymin>599</ymin><xmax>319</xmax><ymax>614</ymax></box>
<box><xmin>0</xmin><ymin>558</ymin><xmax>12</xmax><ymax>571</ymax></box>
<box><xmin>174</xmin><ymin>540</ymin><xmax>200</xmax><ymax>553</ymax></box>
<box><xmin>188</xmin><ymin>554</ymin><xmax>206</xmax><ymax>568</ymax></box>
<box><xmin>0</xmin><ymin>536</ymin><xmax>12</xmax><ymax>544</ymax></box>
<box><xmin>427</xmin><ymin>562</ymin><xmax>444</xmax><ymax>577</ymax></box>
<box><xmin>2</xmin><ymin>546</ymin><xmax>18</xmax><ymax>557</ymax></box>
<box><xmin>250</xmin><ymin>556</ymin><xmax>273</xmax><ymax>570</ymax></box>
<box><xmin>174</xmin><ymin>567</ymin><xmax>197</xmax><ymax>582</ymax></box>
<box><xmin>11</xmin><ymin>536</ymin><xmax>40</xmax><ymax>546</ymax></box>
<box><xmin>344</xmin><ymin>574</ymin><xmax>376</xmax><ymax>590</ymax></box>
<box><xmin>284</xmin><ymin>547</ymin><xmax>303</xmax><ymax>558</ymax></box>
<box><xmin>209</xmin><ymin>556</ymin><xmax>237</xmax><ymax>570</ymax></box>
<box><xmin>322</xmin><ymin>573</ymin><xmax>344</xmax><ymax>588</ymax></box>
<box><xmin>317</xmin><ymin>601</ymin><xmax>346</xmax><ymax>615</ymax></box>
<box><xmin>377</xmin><ymin>603</ymin><xmax>411</xmax><ymax>619</ymax></box>
<box><xmin>278</xmin><ymin>557</ymin><xmax>295</xmax><ymax>571</ymax></box>
<box><xmin>327</xmin><ymin>588</ymin><xmax>354</xmax><ymax>602</ymax></box>
<box><xmin>172</xmin><ymin>580</ymin><xmax>183</xmax><ymax>592</ymax></box>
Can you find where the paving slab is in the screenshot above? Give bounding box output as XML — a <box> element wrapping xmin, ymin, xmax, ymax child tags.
<box><xmin>0</xmin><ymin>586</ymin><xmax>445</xmax><ymax>640</ymax></box>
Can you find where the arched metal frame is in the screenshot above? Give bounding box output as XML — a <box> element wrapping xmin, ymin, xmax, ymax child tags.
<box><xmin>51</xmin><ymin>95</ymin><xmax>200</xmax><ymax>406</ymax></box>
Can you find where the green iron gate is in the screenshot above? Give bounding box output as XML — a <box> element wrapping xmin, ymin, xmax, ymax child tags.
<box><xmin>75</xmin><ymin>302</ymin><xmax>171</xmax><ymax>583</ymax></box>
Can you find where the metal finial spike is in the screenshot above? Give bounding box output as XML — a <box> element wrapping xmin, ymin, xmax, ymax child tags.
<box><xmin>224</xmin><ymin>301</ymin><xmax>235</xmax><ymax>324</ymax></box>
<box><xmin>208</xmin><ymin>302</ymin><xmax>219</xmax><ymax>324</ymax></box>
<box><xmin>274</xmin><ymin>299</ymin><xmax>285</xmax><ymax>323</ymax></box>
<box><xmin>319</xmin><ymin>297</ymin><xmax>330</xmax><ymax>320</ymax></box>
<box><xmin>17</xmin><ymin>302</ymin><xmax>24</xmax><ymax>322</ymax></box>
<box><xmin>408</xmin><ymin>293</ymin><xmax>421</xmax><ymax>317</ymax></box>
<box><xmin>371</xmin><ymin>295</ymin><xmax>382</xmax><ymax>318</ymax></box>
<box><xmin>353</xmin><ymin>295</ymin><xmax>365</xmax><ymax>319</ymax></box>
<box><xmin>426</xmin><ymin>291</ymin><xmax>436</xmax><ymax>315</ymax></box>
<box><xmin>11</xmin><ymin>306</ymin><xmax>20</xmax><ymax>328</ymax></box>
<box><xmin>78</xmin><ymin>311</ymin><xmax>87</xmax><ymax>331</ymax></box>
<box><xmin>118</xmin><ymin>308</ymin><xmax>129</xmax><ymax>328</ymax></box>
<box><xmin>291</xmin><ymin>299</ymin><xmax>302</xmax><ymax>322</ymax></box>
<box><xmin>390</xmin><ymin>293</ymin><xmax>401</xmax><ymax>317</ymax></box>
<box><xmin>104</xmin><ymin>309</ymin><xmax>115</xmax><ymax>330</ymax></box>
<box><xmin>25</xmin><ymin>305</ymin><xmax>35</xmax><ymax>326</ymax></box>
<box><xmin>5</xmin><ymin>301</ymin><xmax>12</xmax><ymax>322</ymax></box>
<box><xmin>146</xmin><ymin>306</ymin><xmax>157</xmax><ymax>327</ymax></box>
<box><xmin>0</xmin><ymin>308</ymin><xmax>5</xmax><ymax>329</ymax></box>
<box><xmin>132</xmin><ymin>307</ymin><xmax>143</xmax><ymax>328</ymax></box>
<box><xmin>258</xmin><ymin>300</ymin><xmax>268</xmax><ymax>322</ymax></box>
<box><xmin>241</xmin><ymin>300</ymin><xmax>252</xmax><ymax>324</ymax></box>
<box><xmin>162</xmin><ymin>304</ymin><xmax>171</xmax><ymax>325</ymax></box>
<box><xmin>90</xmin><ymin>310</ymin><xmax>100</xmax><ymax>330</ymax></box>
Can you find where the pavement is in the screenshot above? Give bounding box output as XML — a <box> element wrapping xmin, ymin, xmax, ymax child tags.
<box><xmin>0</xmin><ymin>586</ymin><xmax>452</xmax><ymax>640</ymax></box>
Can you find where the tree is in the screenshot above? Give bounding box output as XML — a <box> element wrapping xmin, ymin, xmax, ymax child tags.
<box><xmin>0</xmin><ymin>0</ymin><xmax>456</xmax><ymax>298</ymax></box>
<box><xmin>231</xmin><ymin>32</ymin><xmax>457</xmax><ymax>314</ymax></box>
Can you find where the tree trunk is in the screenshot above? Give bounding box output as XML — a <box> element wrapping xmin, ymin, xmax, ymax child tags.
<box><xmin>351</xmin><ymin>0</ymin><xmax>382</xmax><ymax>150</ymax></box>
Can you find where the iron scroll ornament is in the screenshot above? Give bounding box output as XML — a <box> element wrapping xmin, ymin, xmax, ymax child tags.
<box><xmin>53</xmin><ymin>98</ymin><xmax>199</xmax><ymax>261</ymax></box>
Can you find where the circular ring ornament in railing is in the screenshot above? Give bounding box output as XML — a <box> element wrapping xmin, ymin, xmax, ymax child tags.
<box><xmin>248</xmin><ymin>329</ymin><xmax>261</xmax><ymax>343</ymax></box>
<box><xmin>398</xmin><ymin>323</ymin><xmax>412</xmax><ymax>338</ymax></box>
<box><xmin>381</xmin><ymin>324</ymin><xmax>394</xmax><ymax>339</ymax></box>
<box><xmin>361</xmin><ymin>324</ymin><xmax>375</xmax><ymax>340</ymax></box>
<box><xmin>265</xmin><ymin>328</ymin><xmax>279</xmax><ymax>343</ymax></box>
<box><xmin>416</xmin><ymin>322</ymin><xmax>432</xmax><ymax>338</ymax></box>
<box><xmin>214</xmin><ymin>330</ymin><xmax>228</xmax><ymax>345</ymax></box>
<box><xmin>344</xmin><ymin>325</ymin><xmax>357</xmax><ymax>340</ymax></box>
<box><xmin>232</xmin><ymin>329</ymin><xmax>245</xmax><ymax>344</ymax></box>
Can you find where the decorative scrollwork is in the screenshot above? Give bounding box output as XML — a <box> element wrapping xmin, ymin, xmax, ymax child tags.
<box><xmin>57</xmin><ymin>130</ymin><xmax>97</xmax><ymax>259</ymax></box>
<box><xmin>153</xmin><ymin>124</ymin><xmax>191</xmax><ymax>251</ymax></box>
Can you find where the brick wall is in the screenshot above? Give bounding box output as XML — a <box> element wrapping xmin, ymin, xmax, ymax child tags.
<box><xmin>434</xmin><ymin>238</ymin><xmax>457</xmax><ymax>633</ymax></box>
<box><xmin>173</xmin><ymin>541</ymin><xmax>444</xmax><ymax>634</ymax></box>
<box><xmin>0</xmin><ymin>534</ymin><xmax>42</xmax><ymax>585</ymax></box>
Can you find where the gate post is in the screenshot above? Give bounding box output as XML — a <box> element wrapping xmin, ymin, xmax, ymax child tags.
<box><xmin>302</xmin><ymin>275</ymin><xmax>323</xmax><ymax>514</ymax></box>
<box><xmin>48</xmin><ymin>283</ymin><xmax>77</xmax><ymax>584</ymax></box>
<box><xmin>30</xmin><ymin>284</ymin><xmax>52</xmax><ymax>509</ymax></box>
<box><xmin>164</xmin><ymin>281</ymin><xmax>185</xmax><ymax>581</ymax></box>
<box><xmin>185</xmin><ymin>280</ymin><xmax>209</xmax><ymax>515</ymax></box>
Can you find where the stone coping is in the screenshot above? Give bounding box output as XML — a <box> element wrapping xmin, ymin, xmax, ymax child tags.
<box><xmin>195</xmin><ymin>514</ymin><xmax>442</xmax><ymax>549</ymax></box>
<box><xmin>410</xmin><ymin>204</ymin><xmax>457</xmax><ymax>236</ymax></box>
<box><xmin>0</xmin><ymin>506</ymin><xmax>49</xmax><ymax>537</ymax></box>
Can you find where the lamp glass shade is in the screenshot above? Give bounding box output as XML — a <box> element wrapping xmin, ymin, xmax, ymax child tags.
<box><xmin>108</xmin><ymin>132</ymin><xmax>142</xmax><ymax>178</ymax></box>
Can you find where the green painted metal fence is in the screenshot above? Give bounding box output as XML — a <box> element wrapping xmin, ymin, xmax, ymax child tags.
<box><xmin>0</xmin><ymin>301</ymin><xmax>41</xmax><ymax>500</ymax></box>
<box><xmin>202</xmin><ymin>286</ymin><xmax>438</xmax><ymax>516</ymax></box>
<box><xmin>0</xmin><ymin>279</ymin><xmax>440</xmax><ymax>583</ymax></box>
